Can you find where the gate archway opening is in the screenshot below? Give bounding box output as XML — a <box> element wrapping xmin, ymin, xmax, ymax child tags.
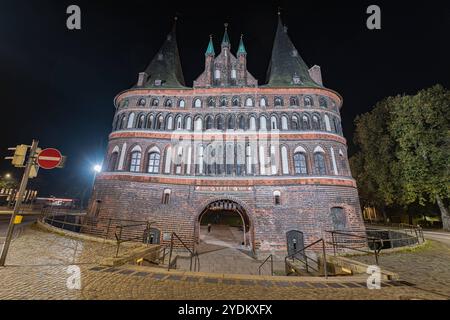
<box><xmin>197</xmin><ymin>199</ymin><xmax>251</xmax><ymax>250</ymax></box>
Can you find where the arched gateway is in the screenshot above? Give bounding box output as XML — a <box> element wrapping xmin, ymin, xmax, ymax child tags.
<box><xmin>196</xmin><ymin>200</ymin><xmax>253</xmax><ymax>250</ymax></box>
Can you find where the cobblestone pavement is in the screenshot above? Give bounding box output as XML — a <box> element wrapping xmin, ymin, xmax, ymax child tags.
<box><xmin>0</xmin><ymin>226</ymin><xmax>449</xmax><ymax>300</ymax></box>
<box><xmin>350</xmin><ymin>240</ymin><xmax>450</xmax><ymax>298</ymax></box>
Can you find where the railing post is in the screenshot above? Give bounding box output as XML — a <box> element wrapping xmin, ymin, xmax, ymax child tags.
<box><xmin>322</xmin><ymin>240</ymin><xmax>328</xmax><ymax>279</ymax></box>
<box><xmin>168</xmin><ymin>233</ymin><xmax>174</xmax><ymax>271</ymax></box>
<box><xmin>332</xmin><ymin>232</ymin><xmax>336</xmax><ymax>256</ymax></box>
<box><xmin>62</xmin><ymin>214</ymin><xmax>68</xmax><ymax>230</ymax></box>
<box><xmin>270</xmin><ymin>254</ymin><xmax>273</xmax><ymax>276</ymax></box>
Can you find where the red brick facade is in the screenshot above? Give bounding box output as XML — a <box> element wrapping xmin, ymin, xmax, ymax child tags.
<box><xmin>89</xmin><ymin>19</ymin><xmax>365</xmax><ymax>256</ymax></box>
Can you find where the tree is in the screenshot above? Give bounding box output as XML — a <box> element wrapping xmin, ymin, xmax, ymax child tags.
<box><xmin>351</xmin><ymin>85</ymin><xmax>450</xmax><ymax>230</ymax></box>
<box><xmin>350</xmin><ymin>98</ymin><xmax>401</xmax><ymax>220</ymax></box>
<box><xmin>389</xmin><ymin>85</ymin><xmax>450</xmax><ymax>230</ymax></box>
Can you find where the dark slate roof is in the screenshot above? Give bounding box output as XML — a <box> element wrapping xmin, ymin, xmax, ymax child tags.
<box><xmin>137</xmin><ymin>24</ymin><xmax>186</xmax><ymax>89</ymax></box>
<box><xmin>265</xmin><ymin>17</ymin><xmax>321</xmax><ymax>88</ymax></box>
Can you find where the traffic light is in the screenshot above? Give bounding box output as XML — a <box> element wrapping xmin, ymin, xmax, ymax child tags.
<box><xmin>5</xmin><ymin>144</ymin><xmax>28</xmax><ymax>167</ymax></box>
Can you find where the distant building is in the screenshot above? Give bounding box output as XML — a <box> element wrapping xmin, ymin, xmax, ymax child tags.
<box><xmin>89</xmin><ymin>15</ymin><xmax>365</xmax><ymax>255</ymax></box>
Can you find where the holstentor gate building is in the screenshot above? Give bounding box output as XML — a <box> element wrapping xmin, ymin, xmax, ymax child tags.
<box><xmin>89</xmin><ymin>15</ymin><xmax>365</xmax><ymax>256</ymax></box>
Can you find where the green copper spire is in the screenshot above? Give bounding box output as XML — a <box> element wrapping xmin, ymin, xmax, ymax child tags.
<box><xmin>237</xmin><ymin>34</ymin><xmax>246</xmax><ymax>55</ymax></box>
<box><xmin>221</xmin><ymin>23</ymin><xmax>230</xmax><ymax>47</ymax></box>
<box><xmin>205</xmin><ymin>35</ymin><xmax>215</xmax><ymax>56</ymax></box>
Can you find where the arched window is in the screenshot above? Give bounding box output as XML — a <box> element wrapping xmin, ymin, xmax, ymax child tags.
<box><xmin>120</xmin><ymin>114</ymin><xmax>127</xmax><ymax>129</ymax></box>
<box><xmin>231</xmin><ymin>69</ymin><xmax>236</xmax><ymax>79</ymax></box>
<box><xmin>330</xmin><ymin>207</ymin><xmax>346</xmax><ymax>230</ymax></box>
<box><xmin>214</xmin><ymin>69</ymin><xmax>221</xmax><ymax>79</ymax></box>
<box><xmin>114</xmin><ymin>115</ymin><xmax>121</xmax><ymax>130</ymax></box>
<box><xmin>147</xmin><ymin>152</ymin><xmax>160</xmax><ymax>173</ymax></box>
<box><xmin>146</xmin><ymin>115</ymin><xmax>154</xmax><ymax>129</ymax></box>
<box><xmin>127</xmin><ymin>113</ymin><xmax>135</xmax><ymax>128</ymax></box>
<box><xmin>122</xmin><ymin>99</ymin><xmax>129</xmax><ymax>108</ymax></box>
<box><xmin>138</xmin><ymin>98</ymin><xmax>146</xmax><ymax>106</ymax></box>
<box><xmin>260</xmin><ymin>97</ymin><xmax>267</xmax><ymax>107</ymax></box>
<box><xmin>260</xmin><ymin>116</ymin><xmax>267</xmax><ymax>130</ymax></box>
<box><xmin>205</xmin><ymin>116</ymin><xmax>213</xmax><ymax>130</ymax></box>
<box><xmin>216</xmin><ymin>115</ymin><xmax>224</xmax><ymax>130</ymax></box>
<box><xmin>293</xmin><ymin>152</ymin><xmax>307</xmax><ymax>175</ymax></box>
<box><xmin>302</xmin><ymin>115</ymin><xmax>310</xmax><ymax>130</ymax></box>
<box><xmin>273</xmin><ymin>191</ymin><xmax>281</xmax><ymax>205</ymax></box>
<box><xmin>162</xmin><ymin>189</ymin><xmax>171</xmax><ymax>204</ymax></box>
<box><xmin>175</xmin><ymin>115</ymin><xmax>183</xmax><ymax>129</ymax></box>
<box><xmin>232</xmin><ymin>96</ymin><xmax>240</xmax><ymax>107</ymax></box>
<box><xmin>156</xmin><ymin>115</ymin><xmax>164</xmax><ymax>130</ymax></box>
<box><xmin>129</xmin><ymin>149</ymin><xmax>142</xmax><ymax>172</ymax></box>
<box><xmin>238</xmin><ymin>115</ymin><xmax>245</xmax><ymax>130</ymax></box>
<box><xmin>270</xmin><ymin>116</ymin><xmax>278</xmax><ymax>130</ymax></box>
<box><xmin>166</xmin><ymin>115</ymin><xmax>173</xmax><ymax>130</ymax></box>
<box><xmin>164</xmin><ymin>99</ymin><xmax>172</xmax><ymax>107</ymax></box>
<box><xmin>151</xmin><ymin>98</ymin><xmax>159</xmax><ymax>106</ymax></box>
<box><xmin>178</xmin><ymin>99</ymin><xmax>185</xmax><ymax>108</ymax></box>
<box><xmin>270</xmin><ymin>145</ymin><xmax>277</xmax><ymax>175</ymax></box>
<box><xmin>333</xmin><ymin>117</ymin><xmax>342</xmax><ymax>135</ymax></box>
<box><xmin>236</xmin><ymin>143</ymin><xmax>245</xmax><ymax>176</ymax></box>
<box><xmin>290</xmin><ymin>96</ymin><xmax>298</xmax><ymax>106</ymax></box>
<box><xmin>108</xmin><ymin>152</ymin><xmax>119</xmax><ymax>171</ymax></box>
<box><xmin>314</xmin><ymin>152</ymin><xmax>326</xmax><ymax>175</ymax></box>
<box><xmin>281</xmin><ymin>116</ymin><xmax>288</xmax><ymax>130</ymax></box>
<box><xmin>274</xmin><ymin>97</ymin><xmax>283</xmax><ymax>106</ymax></box>
<box><xmin>208</xmin><ymin>97</ymin><xmax>215</xmax><ymax>107</ymax></box>
<box><xmin>312</xmin><ymin>115</ymin><xmax>320</xmax><ymax>130</ymax></box>
<box><xmin>185</xmin><ymin>116</ymin><xmax>192</xmax><ymax>130</ymax></box>
<box><xmin>291</xmin><ymin>116</ymin><xmax>299</xmax><ymax>130</ymax></box>
<box><xmin>319</xmin><ymin>96</ymin><xmax>327</xmax><ymax>108</ymax></box>
<box><xmin>136</xmin><ymin>114</ymin><xmax>145</xmax><ymax>129</ymax></box>
<box><xmin>227</xmin><ymin>115</ymin><xmax>235</xmax><ymax>129</ymax></box>
<box><xmin>194</xmin><ymin>98</ymin><xmax>202</xmax><ymax>108</ymax></box>
<box><xmin>249</xmin><ymin>116</ymin><xmax>256</xmax><ymax>130</ymax></box>
<box><xmin>194</xmin><ymin>117</ymin><xmax>203</xmax><ymax>131</ymax></box>
<box><xmin>220</xmin><ymin>97</ymin><xmax>227</xmax><ymax>107</ymax></box>
<box><xmin>245</xmin><ymin>98</ymin><xmax>253</xmax><ymax>107</ymax></box>
<box><xmin>281</xmin><ymin>146</ymin><xmax>289</xmax><ymax>174</ymax></box>
<box><xmin>324</xmin><ymin>114</ymin><xmax>331</xmax><ymax>131</ymax></box>
<box><xmin>304</xmin><ymin>96</ymin><xmax>313</xmax><ymax>107</ymax></box>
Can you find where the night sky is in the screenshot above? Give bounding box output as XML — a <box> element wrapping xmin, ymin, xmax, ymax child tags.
<box><xmin>1</xmin><ymin>0</ymin><xmax>449</xmax><ymax>201</ymax></box>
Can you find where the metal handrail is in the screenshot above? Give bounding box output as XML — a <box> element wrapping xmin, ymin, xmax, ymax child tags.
<box><xmin>168</xmin><ymin>232</ymin><xmax>200</xmax><ymax>272</ymax></box>
<box><xmin>285</xmin><ymin>238</ymin><xmax>328</xmax><ymax>278</ymax></box>
<box><xmin>326</xmin><ymin>230</ymin><xmax>384</xmax><ymax>265</ymax></box>
<box><xmin>258</xmin><ymin>254</ymin><xmax>273</xmax><ymax>276</ymax></box>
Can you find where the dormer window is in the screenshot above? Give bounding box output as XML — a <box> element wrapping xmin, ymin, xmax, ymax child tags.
<box><xmin>154</xmin><ymin>80</ymin><xmax>162</xmax><ymax>86</ymax></box>
<box><xmin>157</xmin><ymin>53</ymin><xmax>164</xmax><ymax>61</ymax></box>
<box><xmin>293</xmin><ymin>75</ymin><xmax>301</xmax><ymax>84</ymax></box>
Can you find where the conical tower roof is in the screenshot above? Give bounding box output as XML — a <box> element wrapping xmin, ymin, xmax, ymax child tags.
<box><xmin>265</xmin><ymin>15</ymin><xmax>320</xmax><ymax>88</ymax></box>
<box><xmin>140</xmin><ymin>19</ymin><xmax>186</xmax><ymax>88</ymax></box>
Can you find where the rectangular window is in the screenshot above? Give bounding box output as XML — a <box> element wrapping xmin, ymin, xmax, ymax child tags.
<box><xmin>231</xmin><ymin>69</ymin><xmax>236</xmax><ymax>79</ymax></box>
<box><xmin>130</xmin><ymin>152</ymin><xmax>141</xmax><ymax>172</ymax></box>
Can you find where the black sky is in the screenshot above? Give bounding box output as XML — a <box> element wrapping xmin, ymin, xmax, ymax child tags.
<box><xmin>0</xmin><ymin>0</ymin><xmax>449</xmax><ymax>200</ymax></box>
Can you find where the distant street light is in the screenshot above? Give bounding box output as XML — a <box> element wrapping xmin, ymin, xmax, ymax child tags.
<box><xmin>4</xmin><ymin>173</ymin><xmax>11</xmax><ymax>179</ymax></box>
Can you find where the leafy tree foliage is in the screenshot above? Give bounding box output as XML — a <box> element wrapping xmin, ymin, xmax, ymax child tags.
<box><xmin>350</xmin><ymin>85</ymin><xmax>450</xmax><ymax>229</ymax></box>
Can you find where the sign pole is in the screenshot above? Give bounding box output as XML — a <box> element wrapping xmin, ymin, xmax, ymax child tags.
<box><xmin>0</xmin><ymin>139</ymin><xmax>39</xmax><ymax>267</ymax></box>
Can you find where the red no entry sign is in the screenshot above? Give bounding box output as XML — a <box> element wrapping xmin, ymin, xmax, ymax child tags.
<box><xmin>37</xmin><ymin>148</ymin><xmax>62</xmax><ymax>169</ymax></box>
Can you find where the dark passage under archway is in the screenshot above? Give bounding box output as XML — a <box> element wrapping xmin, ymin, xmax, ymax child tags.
<box><xmin>198</xmin><ymin>200</ymin><xmax>250</xmax><ymax>249</ymax></box>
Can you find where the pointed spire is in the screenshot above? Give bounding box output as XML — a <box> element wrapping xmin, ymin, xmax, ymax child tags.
<box><xmin>221</xmin><ymin>23</ymin><xmax>230</xmax><ymax>48</ymax></box>
<box><xmin>237</xmin><ymin>34</ymin><xmax>246</xmax><ymax>55</ymax></box>
<box><xmin>205</xmin><ymin>34</ymin><xmax>215</xmax><ymax>56</ymax></box>
<box><xmin>265</xmin><ymin>12</ymin><xmax>320</xmax><ymax>87</ymax></box>
<box><xmin>141</xmin><ymin>18</ymin><xmax>185</xmax><ymax>88</ymax></box>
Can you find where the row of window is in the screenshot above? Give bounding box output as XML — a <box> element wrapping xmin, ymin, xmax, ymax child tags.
<box><xmin>107</xmin><ymin>143</ymin><xmax>348</xmax><ymax>177</ymax></box>
<box><xmin>113</xmin><ymin>112</ymin><xmax>343</xmax><ymax>135</ymax></box>
<box><xmin>118</xmin><ymin>95</ymin><xmax>336</xmax><ymax>110</ymax></box>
